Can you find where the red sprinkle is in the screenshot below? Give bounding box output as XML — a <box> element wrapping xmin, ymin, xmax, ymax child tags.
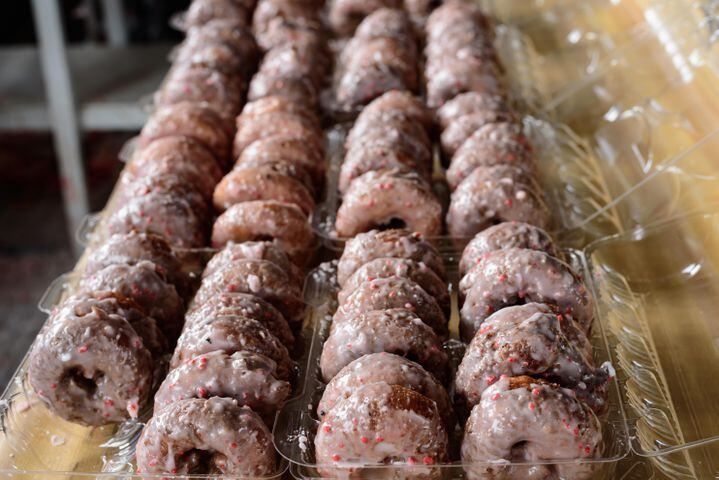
<box><xmin>528</xmin><ymin>402</ymin><xmax>536</xmax><ymax>411</ymax></box>
<box><xmin>332</xmin><ymin>454</ymin><xmax>341</xmax><ymax>462</ymax></box>
<box><xmin>323</xmin><ymin>425</ymin><xmax>332</xmax><ymax>433</ymax></box>
<box><xmin>531</xmin><ymin>388</ymin><xmax>541</xmax><ymax>396</ymax></box>
<box><xmin>423</xmin><ymin>456</ymin><xmax>435</xmax><ymax>465</ymax></box>
<box><xmin>50</xmin><ymin>383</ymin><xmax>57</xmax><ymax>389</ymax></box>
<box><xmin>104</xmin><ymin>399</ymin><xmax>114</xmax><ymax>407</ymax></box>
<box><xmin>230</xmin><ymin>442</ymin><xmax>238</xmax><ymax>449</ymax></box>
<box><xmin>486</xmin><ymin>375</ymin><xmax>497</xmax><ymax>385</ymax></box>
<box><xmin>407</xmin><ymin>457</ymin><xmax>417</xmax><ymax>465</ymax></box>
<box><xmin>375</xmin><ymin>436</ymin><xmax>384</xmax><ymax>443</ymax></box>
<box><xmin>498</xmin><ymin>274</ymin><xmax>508</xmax><ymax>283</ymax></box>
<box><xmin>77</xmin><ymin>345</ymin><xmax>88</xmax><ymax>353</ymax></box>
<box><xmin>197</xmin><ymin>387</ymin><xmax>208</xmax><ymax>398</ymax></box>
<box><xmin>360</xmin><ymin>436</ymin><xmax>368</xmax><ymax>444</ymax></box>
<box><xmin>491</xmin><ymin>393</ymin><xmax>501</xmax><ymax>401</ymax></box>
<box><xmin>584</xmin><ymin>446</ymin><xmax>591</xmax><ymax>455</ymax></box>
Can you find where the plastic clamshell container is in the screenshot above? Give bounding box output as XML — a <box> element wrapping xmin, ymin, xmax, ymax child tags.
<box><xmin>274</xmin><ymin>248</ymin><xmax>630</xmax><ymax>479</ymax></box>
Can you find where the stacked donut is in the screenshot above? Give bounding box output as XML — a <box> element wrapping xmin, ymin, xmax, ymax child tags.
<box><xmin>136</xmin><ymin>242</ymin><xmax>302</xmax><ymax>476</ymax></box>
<box><xmin>328</xmin><ymin>0</ymin><xmax>443</xmax><ymax>36</ymax></box>
<box><xmin>315</xmin><ymin>229</ymin><xmax>455</xmax><ymax>477</ymax></box>
<box><xmin>335</xmin><ymin>90</ymin><xmax>442</xmax><ymax>237</ymax></box>
<box><xmin>455</xmin><ymin>222</ymin><xmax>609</xmax><ymax>479</ymax></box>
<box><xmin>423</xmin><ymin>0</ymin><xmax>551</xmax><ymax>238</ymax></box>
<box><xmin>335</xmin><ymin>8</ymin><xmax>420</xmax><ymax>110</ymax></box>
<box><xmin>26</xmin><ymin>0</ymin><xmax>259</xmax><ymax>427</ymax></box>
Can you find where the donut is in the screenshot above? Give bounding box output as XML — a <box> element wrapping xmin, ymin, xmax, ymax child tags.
<box><xmin>176</xmin><ymin>23</ymin><xmax>258</xmax><ymax>75</ymax></box>
<box><xmin>240</xmin><ymin>95</ymin><xmax>319</xmax><ymax>127</ymax></box>
<box><xmin>247</xmin><ymin>71</ymin><xmax>318</xmax><ymax>109</ymax></box>
<box><xmin>315</xmin><ymin>383</ymin><xmax>448</xmax><ymax>478</ymax></box>
<box><xmin>211</xmin><ymin>200</ymin><xmax>316</xmax><ymax>266</ymax></box>
<box><xmin>357</xmin><ymin>89</ymin><xmax>433</xmax><ymax>133</ymax></box>
<box><xmin>446</xmin><ymin>121</ymin><xmax>535</xmax><ymax>191</ymax></box>
<box><xmin>104</xmin><ymin>192</ymin><xmax>206</xmax><ymax>248</ymax></box>
<box><xmin>154</xmin><ymin>66</ymin><xmax>244</xmax><ymax>123</ymax></box>
<box><xmin>347</xmin><ymin>107</ymin><xmax>431</xmax><ymax>152</ymax></box>
<box><xmin>440</xmin><ymin>111</ymin><xmax>517</xmax><ymax>158</ymax></box>
<box><xmin>259</xmin><ymin>41</ymin><xmax>327</xmax><ymax>89</ymax></box>
<box><xmin>201</xmin><ymin>241</ymin><xmax>303</xmax><ymax>289</ymax></box>
<box><xmin>213</xmin><ymin>163</ymin><xmax>316</xmax><ymax>215</ymax></box>
<box><xmin>335</xmin><ymin>65</ymin><xmax>413</xmax><ymax>110</ymax></box>
<box><xmin>255</xmin><ymin>18</ymin><xmax>325</xmax><ymax>53</ymax></box>
<box><xmin>136</xmin><ymin>397</ymin><xmax>276</xmax><ymax>476</ymax></box>
<box><xmin>425</xmin><ymin>0</ymin><xmax>494</xmax><ymax>41</ymax></box>
<box><xmin>329</xmin><ymin>0</ymin><xmax>402</xmax><ymax>36</ymax></box>
<box><xmin>459</xmin><ymin>248</ymin><xmax>594</xmax><ymax>340</ymax></box>
<box><xmin>78</xmin><ymin>261</ymin><xmax>185</xmax><ymax>340</ymax></box>
<box><xmin>253</xmin><ymin>0</ymin><xmax>322</xmax><ymax>49</ymax></box>
<box><xmin>193</xmin><ymin>259</ymin><xmax>305</xmax><ymax>325</ymax></box>
<box><xmin>154</xmin><ymin>350</ymin><xmax>291</xmax><ymax>418</ymax></box>
<box><xmin>318</xmin><ymin>353</ymin><xmax>455</xmax><ymax>430</ymax></box>
<box><xmin>345</xmin><ymin>124</ymin><xmax>432</xmax><ymax>171</ymax></box>
<box><xmin>83</xmin><ymin>231</ymin><xmax>186</xmax><ymax>294</ymax></box>
<box><xmin>320</xmin><ymin>308</ymin><xmax>449</xmax><ymax>382</ymax></box>
<box><xmin>117</xmin><ymin>169</ymin><xmax>210</xmax><ymax>218</ymax></box>
<box><xmin>338</xmin><ymin>258</ymin><xmax>450</xmax><ymax>315</ymax></box>
<box><xmin>447</xmin><ymin>165</ymin><xmax>549</xmax><ymax>238</ymax></box>
<box><xmin>426</xmin><ymin>61</ymin><xmax>505</xmax><ymax>108</ymax></box>
<box><xmin>340</xmin><ymin>37</ymin><xmax>417</xmax><ymax>84</ymax></box>
<box><xmin>436</xmin><ymin>91</ymin><xmax>509</xmax><ymax>130</ymax></box>
<box><xmin>334</xmin><ymin>276</ymin><xmax>447</xmax><ymax>338</ymax></box>
<box><xmin>170</xmin><ymin>315</ymin><xmax>293</xmax><ymax>379</ymax></box>
<box><xmin>28</xmin><ymin>295</ymin><xmax>153</xmax><ymax>425</ymax></box>
<box><xmin>235</xmin><ymin>157</ymin><xmax>316</xmax><ymax>196</ymax></box>
<box><xmin>461</xmin><ymin>376</ymin><xmax>602</xmax><ymax>480</ymax></box>
<box><xmin>355</xmin><ymin>8</ymin><xmax>414</xmax><ymax>40</ymax></box>
<box><xmin>337</xmin><ymin>229</ymin><xmax>445</xmax><ymax>286</ymax></box>
<box><xmin>234</xmin><ymin>111</ymin><xmax>323</xmax><ymax>156</ymax></box>
<box><xmin>183</xmin><ymin>0</ymin><xmax>253</xmax><ymax>29</ymax></box>
<box><xmin>340</xmin><ymin>142</ymin><xmax>431</xmax><ymax>194</ymax></box>
<box><xmin>455</xmin><ymin>303</ymin><xmax>608</xmax><ymax>413</ymax></box>
<box><xmin>459</xmin><ymin>222</ymin><xmax>558</xmax><ymax>276</ymax></box>
<box><xmin>335</xmin><ymin>169</ymin><xmax>442</xmax><ymax>238</ymax></box>
<box><xmin>174</xmin><ymin>40</ymin><xmax>247</xmax><ymax>78</ymax></box>
<box><xmin>139</xmin><ymin>102</ymin><xmax>232</xmax><ymax>167</ymax></box>
<box><xmin>238</xmin><ymin>136</ymin><xmax>325</xmax><ymax>187</ymax></box>
<box><xmin>185</xmin><ymin>292</ymin><xmax>295</xmax><ymax>348</ymax></box>
<box><xmin>128</xmin><ymin>136</ymin><xmax>223</xmax><ymax>200</ymax></box>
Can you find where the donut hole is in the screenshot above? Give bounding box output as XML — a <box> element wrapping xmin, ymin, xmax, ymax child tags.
<box><xmin>373</xmin><ymin>217</ymin><xmax>407</xmax><ymax>231</ymax></box>
<box><xmin>179</xmin><ymin>449</ymin><xmax>218</xmax><ymax>474</ymax></box>
<box><xmin>509</xmin><ymin>441</ymin><xmax>530</xmax><ymax>461</ymax></box>
<box><xmin>251</xmin><ymin>234</ymin><xmax>277</xmax><ymax>243</ymax></box>
<box><xmin>63</xmin><ymin>367</ymin><xmax>101</xmax><ymax>396</ymax></box>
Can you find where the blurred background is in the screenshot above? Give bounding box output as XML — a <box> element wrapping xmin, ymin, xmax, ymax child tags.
<box><xmin>0</xmin><ymin>0</ymin><xmax>190</xmax><ymax>386</ymax></box>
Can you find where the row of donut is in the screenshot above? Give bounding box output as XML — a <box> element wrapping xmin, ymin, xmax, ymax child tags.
<box><xmin>25</xmin><ymin>0</ymin><xmax>263</xmax><ymax>426</ymax></box>
<box><xmin>315</xmin><ymin>229</ymin><xmax>455</xmax><ymax>476</ymax></box>
<box><xmin>455</xmin><ymin>222</ymin><xmax>610</xmax><ymax>478</ymax></box>
<box><xmin>134</xmin><ymin>0</ymin><xmax>333</xmax><ymax>476</ymax></box>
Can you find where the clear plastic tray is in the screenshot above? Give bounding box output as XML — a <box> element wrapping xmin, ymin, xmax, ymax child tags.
<box><xmin>273</xmin><ymin>248</ymin><xmax>630</xmax><ymax>478</ymax></box>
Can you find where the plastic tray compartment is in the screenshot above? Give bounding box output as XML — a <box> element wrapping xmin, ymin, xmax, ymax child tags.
<box><xmin>274</xmin><ymin>250</ymin><xmax>630</xmax><ymax>479</ymax></box>
<box><xmin>585</xmin><ymin>211</ymin><xmax>719</xmax><ymax>479</ymax></box>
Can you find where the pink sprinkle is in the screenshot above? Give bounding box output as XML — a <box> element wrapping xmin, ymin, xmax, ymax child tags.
<box><xmin>528</xmin><ymin>402</ymin><xmax>536</xmax><ymax>411</ymax></box>
<box><xmin>77</xmin><ymin>345</ymin><xmax>88</xmax><ymax>353</ymax></box>
<box><xmin>486</xmin><ymin>375</ymin><xmax>497</xmax><ymax>385</ymax></box>
<box><xmin>491</xmin><ymin>393</ymin><xmax>500</xmax><ymax>401</ymax></box>
<box><xmin>338</xmin><ymin>442</ymin><xmax>345</xmax><ymax>449</ymax></box>
<box><xmin>323</xmin><ymin>425</ymin><xmax>332</xmax><ymax>433</ymax></box>
<box><xmin>423</xmin><ymin>456</ymin><xmax>435</xmax><ymax>465</ymax></box>
<box><xmin>531</xmin><ymin>388</ymin><xmax>541</xmax><ymax>396</ymax></box>
<box><xmin>230</xmin><ymin>442</ymin><xmax>238</xmax><ymax>449</ymax></box>
<box><xmin>332</xmin><ymin>454</ymin><xmax>341</xmax><ymax>462</ymax></box>
<box><xmin>360</xmin><ymin>436</ymin><xmax>368</xmax><ymax>444</ymax></box>
<box><xmin>573</xmin><ymin>427</ymin><xmax>580</xmax><ymax>437</ymax></box>
<box><xmin>104</xmin><ymin>399</ymin><xmax>114</xmax><ymax>407</ymax></box>
<box><xmin>388</xmin><ymin>291</ymin><xmax>397</xmax><ymax>298</ymax></box>
<box><xmin>498</xmin><ymin>274</ymin><xmax>508</xmax><ymax>283</ymax></box>
<box><xmin>50</xmin><ymin>383</ymin><xmax>57</xmax><ymax>390</ymax></box>
<box><xmin>197</xmin><ymin>387</ymin><xmax>208</xmax><ymax>398</ymax></box>
<box><xmin>407</xmin><ymin>457</ymin><xmax>417</xmax><ymax>465</ymax></box>
<box><xmin>584</xmin><ymin>446</ymin><xmax>591</xmax><ymax>455</ymax></box>
<box><xmin>508</xmin><ymin>357</ymin><xmax>516</xmax><ymax>363</ymax></box>
<box><xmin>375</xmin><ymin>436</ymin><xmax>384</xmax><ymax>443</ymax></box>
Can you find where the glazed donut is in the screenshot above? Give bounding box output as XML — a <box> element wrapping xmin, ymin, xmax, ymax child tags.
<box><xmin>170</xmin><ymin>315</ymin><xmax>293</xmax><ymax>379</ymax></box>
<box><xmin>176</xmin><ymin>23</ymin><xmax>258</xmax><ymax>75</ymax></box>
<box><xmin>183</xmin><ymin>0</ymin><xmax>253</xmax><ymax>29</ymax></box>
<box><xmin>339</xmin><ymin>142</ymin><xmax>431</xmax><ymax>194</ymax></box>
<box><xmin>426</xmin><ymin>61</ymin><xmax>505</xmax><ymax>108</ymax></box>
<box><xmin>174</xmin><ymin>40</ymin><xmax>248</xmax><ymax>78</ymax></box>
<box><xmin>193</xmin><ymin>259</ymin><xmax>304</xmax><ymax>324</ymax></box>
<box><xmin>128</xmin><ymin>136</ymin><xmax>223</xmax><ymax>200</ymax></box>
<box><xmin>259</xmin><ymin>41</ymin><xmax>327</xmax><ymax>89</ymax></box>
<box><xmin>337</xmin><ymin>229</ymin><xmax>445</xmax><ymax>286</ymax></box>
<box><xmin>253</xmin><ymin>0</ymin><xmax>322</xmax><ymax>49</ymax></box>
<box><xmin>345</xmin><ymin>123</ymin><xmax>432</xmax><ymax>170</ymax></box>
<box><xmin>213</xmin><ymin>163</ymin><xmax>316</xmax><ymax>215</ymax></box>
<box><xmin>459</xmin><ymin>248</ymin><xmax>594</xmax><ymax>340</ymax></box>
<box><xmin>446</xmin><ymin>121</ymin><xmax>535</xmax><ymax>191</ymax></box>
<box><xmin>358</xmin><ymin>89</ymin><xmax>434</xmax><ymax>133</ymax></box>
<box><xmin>335</xmin><ymin>169</ymin><xmax>442</xmax><ymax>238</ymax></box>
<box><xmin>318</xmin><ymin>353</ymin><xmax>455</xmax><ymax>431</ymax></box>
<box><xmin>355</xmin><ymin>7</ymin><xmax>414</xmax><ymax>40</ymax></box>
<box><xmin>28</xmin><ymin>295</ymin><xmax>153</xmax><ymax>425</ymax></box>
<box><xmin>347</xmin><ymin>107</ymin><xmax>431</xmax><ymax>152</ymax></box>
<box><xmin>238</xmin><ymin>136</ymin><xmax>325</xmax><ymax>187</ymax></box>
<box><xmin>315</xmin><ymin>383</ymin><xmax>448</xmax><ymax>478</ymax></box>
<box><xmin>341</xmin><ymin>35</ymin><xmax>416</xmax><ymax>73</ymax></box>
<box><xmin>455</xmin><ymin>303</ymin><xmax>608</xmax><ymax>413</ymax></box>
<box><xmin>154</xmin><ymin>66</ymin><xmax>244</xmax><ymax>123</ymax></box>
<box><xmin>136</xmin><ymin>397</ymin><xmax>276</xmax><ymax>476</ymax></box>
<box><xmin>334</xmin><ymin>276</ymin><xmax>447</xmax><ymax>338</ymax></box>
<box><xmin>211</xmin><ymin>200</ymin><xmax>316</xmax><ymax>266</ymax></box>
<box><xmin>447</xmin><ymin>165</ymin><xmax>549</xmax><ymax>238</ymax></box>
<box><xmin>201</xmin><ymin>240</ymin><xmax>303</xmax><ymax>288</ymax></box>
<box><xmin>338</xmin><ymin>258</ymin><xmax>450</xmax><ymax>316</ymax></box>
<box><xmin>247</xmin><ymin>71</ymin><xmax>318</xmax><ymax>109</ymax></box>
<box><xmin>104</xmin><ymin>192</ymin><xmax>206</xmax><ymax>248</ymax></box>
<box><xmin>240</xmin><ymin>95</ymin><xmax>319</xmax><ymax>127</ymax></box>
<box><xmin>329</xmin><ymin>0</ymin><xmax>402</xmax><ymax>36</ymax></box>
<box><xmin>320</xmin><ymin>308</ymin><xmax>449</xmax><ymax>382</ymax></box>
<box><xmin>440</xmin><ymin>111</ymin><xmax>516</xmax><ymax>158</ymax></box>
<box><xmin>154</xmin><ymin>350</ymin><xmax>291</xmax><ymax>418</ymax></box>
<box><xmin>83</xmin><ymin>231</ymin><xmax>186</xmax><ymax>294</ymax></box>
<box><xmin>78</xmin><ymin>261</ymin><xmax>185</xmax><ymax>340</ymax></box>
<box><xmin>335</xmin><ymin>66</ymin><xmax>412</xmax><ymax>111</ymax></box>
<box><xmin>255</xmin><ymin>18</ymin><xmax>324</xmax><ymax>53</ymax></box>
<box><xmin>139</xmin><ymin>102</ymin><xmax>232</xmax><ymax>167</ymax></box>
<box><xmin>461</xmin><ymin>376</ymin><xmax>602</xmax><ymax>480</ymax></box>
<box><xmin>459</xmin><ymin>222</ymin><xmax>558</xmax><ymax>276</ymax></box>
<box><xmin>435</xmin><ymin>91</ymin><xmax>508</xmax><ymax>129</ymax></box>
<box><xmin>337</xmin><ymin>258</ymin><xmax>450</xmax><ymax>318</ymax></box>
<box><xmin>117</xmin><ymin>172</ymin><xmax>210</xmax><ymax>220</ymax></box>
<box><xmin>425</xmin><ymin>0</ymin><xmax>494</xmax><ymax>41</ymax></box>
<box><xmin>235</xmin><ymin>157</ymin><xmax>315</xmax><ymax>196</ymax></box>
<box><xmin>234</xmin><ymin>111</ymin><xmax>323</xmax><ymax>156</ymax></box>
<box><xmin>185</xmin><ymin>292</ymin><xmax>295</xmax><ymax>348</ymax></box>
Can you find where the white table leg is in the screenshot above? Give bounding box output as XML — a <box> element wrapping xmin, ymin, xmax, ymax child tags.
<box><xmin>101</xmin><ymin>0</ymin><xmax>128</xmax><ymax>47</ymax></box>
<box><xmin>30</xmin><ymin>0</ymin><xmax>89</xmax><ymax>256</ymax></box>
